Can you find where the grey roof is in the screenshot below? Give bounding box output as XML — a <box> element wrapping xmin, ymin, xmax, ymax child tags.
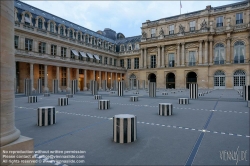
<box><xmin>115</xmin><ymin>35</ymin><xmax>141</xmax><ymax>45</ymax></box>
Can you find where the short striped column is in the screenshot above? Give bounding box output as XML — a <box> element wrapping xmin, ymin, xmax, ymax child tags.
<box><xmin>110</xmin><ymin>91</ymin><xmax>116</xmax><ymax>95</ymax></box>
<box><xmin>179</xmin><ymin>98</ymin><xmax>189</xmax><ymax>104</ymax></box>
<box><xmin>133</xmin><ymin>91</ymin><xmax>139</xmax><ymax>94</ymax></box>
<box><xmin>198</xmin><ymin>93</ymin><xmax>204</xmax><ymax>97</ymax></box>
<box><xmin>247</xmin><ymin>101</ymin><xmax>250</xmax><ymax>107</ymax></box>
<box><xmin>243</xmin><ymin>85</ymin><xmax>250</xmax><ymax>101</ymax></box>
<box><xmin>118</xmin><ymin>81</ymin><xmax>124</xmax><ymax>96</ymax></box>
<box><xmin>162</xmin><ymin>92</ymin><xmax>168</xmax><ymax>95</ymax></box>
<box><xmin>98</xmin><ymin>100</ymin><xmax>110</xmax><ymax>110</ymax></box>
<box><xmin>113</xmin><ymin>114</ymin><xmax>137</xmax><ymax>143</ymax></box>
<box><xmin>130</xmin><ymin>96</ymin><xmax>138</xmax><ymax>102</ymax></box>
<box><xmin>66</xmin><ymin>94</ymin><xmax>73</xmax><ymax>98</ymax></box>
<box><xmin>91</xmin><ymin>80</ymin><xmax>97</xmax><ymax>95</ymax></box>
<box><xmin>37</xmin><ymin>106</ymin><xmax>56</xmax><ymax>126</ymax></box>
<box><xmin>58</xmin><ymin>97</ymin><xmax>68</xmax><ymax>106</ymax></box>
<box><xmin>159</xmin><ymin>103</ymin><xmax>173</xmax><ymax>116</ymax></box>
<box><xmin>53</xmin><ymin>79</ymin><xmax>58</xmax><ymax>94</ymax></box>
<box><xmin>28</xmin><ymin>96</ymin><xmax>37</xmax><ymax>103</ymax></box>
<box><xmin>71</xmin><ymin>80</ymin><xmax>77</xmax><ymax>94</ymax></box>
<box><xmin>94</xmin><ymin>95</ymin><xmax>102</xmax><ymax>100</ymax></box>
<box><xmin>189</xmin><ymin>83</ymin><xmax>198</xmax><ymax>99</ymax></box>
<box><xmin>24</xmin><ymin>79</ymin><xmax>32</xmax><ymax>96</ymax></box>
<box><xmin>149</xmin><ymin>82</ymin><xmax>156</xmax><ymax>97</ymax></box>
<box><xmin>171</xmin><ymin>91</ymin><xmax>176</xmax><ymax>94</ymax></box>
<box><xmin>44</xmin><ymin>93</ymin><xmax>50</xmax><ymax>97</ymax></box>
<box><xmin>37</xmin><ymin>79</ymin><xmax>42</xmax><ymax>94</ymax></box>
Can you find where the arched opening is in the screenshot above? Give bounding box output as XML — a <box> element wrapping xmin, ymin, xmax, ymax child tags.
<box><xmin>166</xmin><ymin>73</ymin><xmax>175</xmax><ymax>89</ymax></box>
<box><xmin>129</xmin><ymin>74</ymin><xmax>137</xmax><ymax>90</ymax></box>
<box><xmin>234</xmin><ymin>70</ymin><xmax>245</xmax><ymax>89</ymax></box>
<box><xmin>186</xmin><ymin>72</ymin><xmax>197</xmax><ymax>88</ymax></box>
<box><xmin>148</xmin><ymin>73</ymin><xmax>156</xmax><ymax>82</ymax></box>
<box><xmin>214</xmin><ymin>70</ymin><xmax>225</xmax><ymax>89</ymax></box>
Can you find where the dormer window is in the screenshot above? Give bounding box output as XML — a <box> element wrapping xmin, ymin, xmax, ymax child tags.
<box><xmin>24</xmin><ymin>13</ymin><xmax>30</xmax><ymax>25</ymax></box>
<box><xmin>38</xmin><ymin>18</ymin><xmax>43</xmax><ymax>29</ymax></box>
<box><xmin>60</xmin><ymin>26</ymin><xmax>64</xmax><ymax>35</ymax></box>
<box><xmin>151</xmin><ymin>28</ymin><xmax>156</xmax><ymax>37</ymax></box>
<box><xmin>69</xmin><ymin>30</ymin><xmax>73</xmax><ymax>38</ymax></box>
<box><xmin>120</xmin><ymin>45</ymin><xmax>124</xmax><ymax>52</ymax></box>
<box><xmin>236</xmin><ymin>13</ymin><xmax>243</xmax><ymax>24</ymax></box>
<box><xmin>216</xmin><ymin>16</ymin><xmax>223</xmax><ymax>27</ymax></box>
<box><xmin>189</xmin><ymin>21</ymin><xmax>195</xmax><ymax>31</ymax></box>
<box><xmin>50</xmin><ymin>22</ymin><xmax>54</xmax><ymax>33</ymax></box>
<box><xmin>128</xmin><ymin>45</ymin><xmax>132</xmax><ymax>51</ymax></box>
<box><xmin>169</xmin><ymin>25</ymin><xmax>174</xmax><ymax>35</ymax></box>
<box><xmin>78</xmin><ymin>33</ymin><xmax>81</xmax><ymax>40</ymax></box>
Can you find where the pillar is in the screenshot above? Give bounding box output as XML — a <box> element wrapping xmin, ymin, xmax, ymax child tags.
<box><xmin>140</xmin><ymin>48</ymin><xmax>144</xmax><ymax>68</ymax></box>
<box><xmin>209</xmin><ymin>39</ymin><xmax>213</xmax><ymax>65</ymax></box>
<box><xmin>99</xmin><ymin>71</ymin><xmax>102</xmax><ymax>90</ymax></box>
<box><xmin>67</xmin><ymin>67</ymin><xmax>70</xmax><ymax>92</ymax></box>
<box><xmin>144</xmin><ymin>48</ymin><xmax>147</xmax><ymax>68</ymax></box>
<box><xmin>111</xmin><ymin>72</ymin><xmax>113</xmax><ymax>89</ymax></box>
<box><xmin>161</xmin><ymin>46</ymin><xmax>165</xmax><ymax>67</ymax></box>
<box><xmin>84</xmin><ymin>69</ymin><xmax>87</xmax><ymax>90</ymax></box>
<box><xmin>204</xmin><ymin>40</ymin><xmax>208</xmax><ymax>64</ymax></box>
<box><xmin>181</xmin><ymin>43</ymin><xmax>185</xmax><ymax>66</ymax></box>
<box><xmin>30</xmin><ymin>63</ymin><xmax>34</xmax><ymax>91</ymax></box>
<box><xmin>157</xmin><ymin>46</ymin><xmax>161</xmax><ymax>68</ymax></box>
<box><xmin>199</xmin><ymin>40</ymin><xmax>203</xmax><ymax>65</ymax></box>
<box><xmin>93</xmin><ymin>70</ymin><xmax>95</xmax><ymax>81</ymax></box>
<box><xmin>44</xmin><ymin>65</ymin><xmax>48</xmax><ymax>92</ymax></box>
<box><xmin>177</xmin><ymin>43</ymin><xmax>180</xmax><ymax>66</ymax></box>
<box><xmin>76</xmin><ymin>68</ymin><xmax>79</xmax><ymax>91</ymax></box>
<box><xmin>57</xmin><ymin>66</ymin><xmax>60</xmax><ymax>91</ymax></box>
<box><xmin>105</xmin><ymin>71</ymin><xmax>107</xmax><ymax>89</ymax></box>
<box><xmin>226</xmin><ymin>37</ymin><xmax>231</xmax><ymax>64</ymax></box>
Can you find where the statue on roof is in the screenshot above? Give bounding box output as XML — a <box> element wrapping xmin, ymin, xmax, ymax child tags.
<box><xmin>142</xmin><ymin>31</ymin><xmax>147</xmax><ymax>38</ymax></box>
<box><xmin>159</xmin><ymin>27</ymin><xmax>164</xmax><ymax>36</ymax></box>
<box><xmin>179</xmin><ymin>24</ymin><xmax>185</xmax><ymax>34</ymax></box>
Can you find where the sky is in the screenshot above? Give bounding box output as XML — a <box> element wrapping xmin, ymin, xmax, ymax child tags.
<box><xmin>22</xmin><ymin>0</ymin><xmax>241</xmax><ymax>38</ymax></box>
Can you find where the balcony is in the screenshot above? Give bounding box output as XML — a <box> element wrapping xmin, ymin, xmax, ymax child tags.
<box><xmin>23</xmin><ymin>24</ymin><xmax>34</xmax><ymax>31</ymax></box>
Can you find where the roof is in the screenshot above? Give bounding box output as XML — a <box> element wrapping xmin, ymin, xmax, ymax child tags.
<box><xmin>115</xmin><ymin>35</ymin><xmax>141</xmax><ymax>45</ymax></box>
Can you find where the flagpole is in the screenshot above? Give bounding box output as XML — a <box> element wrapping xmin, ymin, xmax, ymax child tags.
<box><xmin>180</xmin><ymin>0</ymin><xmax>181</xmax><ymax>15</ymax></box>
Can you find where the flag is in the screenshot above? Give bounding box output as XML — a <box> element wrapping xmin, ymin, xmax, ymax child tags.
<box><xmin>180</xmin><ymin>0</ymin><xmax>182</xmax><ymax>8</ymax></box>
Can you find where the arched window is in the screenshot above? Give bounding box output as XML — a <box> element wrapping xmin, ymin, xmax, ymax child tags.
<box><xmin>233</xmin><ymin>70</ymin><xmax>245</xmax><ymax>87</ymax></box>
<box><xmin>234</xmin><ymin>41</ymin><xmax>245</xmax><ymax>64</ymax></box>
<box><xmin>60</xmin><ymin>26</ymin><xmax>64</xmax><ymax>35</ymax></box>
<box><xmin>120</xmin><ymin>45</ymin><xmax>124</xmax><ymax>52</ymax></box>
<box><xmin>38</xmin><ymin>18</ymin><xmax>43</xmax><ymax>29</ymax></box>
<box><xmin>69</xmin><ymin>30</ymin><xmax>73</xmax><ymax>38</ymax></box>
<box><xmin>50</xmin><ymin>22</ymin><xmax>54</xmax><ymax>33</ymax></box>
<box><xmin>24</xmin><ymin>13</ymin><xmax>30</xmax><ymax>25</ymax></box>
<box><xmin>214</xmin><ymin>70</ymin><xmax>225</xmax><ymax>88</ymax></box>
<box><xmin>214</xmin><ymin>43</ymin><xmax>225</xmax><ymax>64</ymax></box>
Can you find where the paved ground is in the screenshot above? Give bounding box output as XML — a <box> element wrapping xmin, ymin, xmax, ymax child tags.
<box><xmin>15</xmin><ymin>89</ymin><xmax>249</xmax><ymax>166</ymax></box>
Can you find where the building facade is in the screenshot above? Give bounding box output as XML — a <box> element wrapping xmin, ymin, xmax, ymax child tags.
<box><xmin>14</xmin><ymin>0</ymin><xmax>250</xmax><ymax>93</ymax></box>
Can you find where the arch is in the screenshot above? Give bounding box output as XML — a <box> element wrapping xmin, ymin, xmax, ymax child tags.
<box><xmin>166</xmin><ymin>72</ymin><xmax>175</xmax><ymax>89</ymax></box>
<box><xmin>148</xmin><ymin>73</ymin><xmax>156</xmax><ymax>82</ymax></box>
<box><xmin>233</xmin><ymin>40</ymin><xmax>245</xmax><ymax>64</ymax></box>
<box><xmin>214</xmin><ymin>70</ymin><xmax>225</xmax><ymax>89</ymax></box>
<box><xmin>130</xmin><ymin>74</ymin><xmax>136</xmax><ymax>79</ymax></box>
<box><xmin>186</xmin><ymin>71</ymin><xmax>197</xmax><ymax>88</ymax></box>
<box><xmin>22</xmin><ymin>11</ymin><xmax>33</xmax><ymax>25</ymax></box>
<box><xmin>233</xmin><ymin>69</ymin><xmax>245</xmax><ymax>88</ymax></box>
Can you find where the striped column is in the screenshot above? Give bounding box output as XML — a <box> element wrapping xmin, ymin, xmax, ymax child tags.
<box><xmin>243</xmin><ymin>85</ymin><xmax>250</xmax><ymax>101</ymax></box>
<box><xmin>44</xmin><ymin>93</ymin><xmax>50</xmax><ymax>97</ymax></box>
<box><xmin>179</xmin><ymin>98</ymin><xmax>189</xmax><ymax>104</ymax></box>
<box><xmin>102</xmin><ymin>80</ymin><xmax>106</xmax><ymax>91</ymax></box>
<box><xmin>159</xmin><ymin>103</ymin><xmax>173</xmax><ymax>116</ymax></box>
<box><xmin>248</xmin><ymin>101</ymin><xmax>250</xmax><ymax>107</ymax></box>
<box><xmin>71</xmin><ymin>80</ymin><xmax>77</xmax><ymax>94</ymax></box>
<box><xmin>98</xmin><ymin>100</ymin><xmax>110</xmax><ymax>110</ymax></box>
<box><xmin>58</xmin><ymin>97</ymin><xmax>68</xmax><ymax>106</ymax></box>
<box><xmin>28</xmin><ymin>96</ymin><xmax>37</xmax><ymax>103</ymax></box>
<box><xmin>113</xmin><ymin>114</ymin><xmax>137</xmax><ymax>143</ymax></box>
<box><xmin>136</xmin><ymin>80</ymin><xmax>139</xmax><ymax>90</ymax></box>
<box><xmin>37</xmin><ymin>106</ymin><xmax>56</xmax><ymax>126</ymax></box>
<box><xmin>53</xmin><ymin>79</ymin><xmax>58</xmax><ymax>94</ymax></box>
<box><xmin>91</xmin><ymin>80</ymin><xmax>97</xmax><ymax>95</ymax></box>
<box><xmin>189</xmin><ymin>83</ymin><xmax>198</xmax><ymax>99</ymax></box>
<box><xmin>130</xmin><ymin>96</ymin><xmax>138</xmax><ymax>102</ymax></box>
<box><xmin>66</xmin><ymin>94</ymin><xmax>73</xmax><ymax>98</ymax></box>
<box><xmin>24</xmin><ymin>78</ymin><xmax>32</xmax><ymax>96</ymax></box>
<box><xmin>162</xmin><ymin>92</ymin><xmax>168</xmax><ymax>95</ymax></box>
<box><xmin>149</xmin><ymin>82</ymin><xmax>156</xmax><ymax>97</ymax></box>
<box><xmin>94</xmin><ymin>95</ymin><xmax>102</xmax><ymax>100</ymax></box>
<box><xmin>118</xmin><ymin>81</ymin><xmax>124</xmax><ymax>96</ymax></box>
<box><xmin>198</xmin><ymin>93</ymin><xmax>204</xmax><ymax>97</ymax></box>
<box><xmin>113</xmin><ymin>80</ymin><xmax>117</xmax><ymax>91</ymax></box>
<box><xmin>37</xmin><ymin>79</ymin><xmax>42</xmax><ymax>94</ymax></box>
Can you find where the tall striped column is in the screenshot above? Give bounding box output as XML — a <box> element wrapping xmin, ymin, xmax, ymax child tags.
<box><xmin>136</xmin><ymin>80</ymin><xmax>139</xmax><ymax>90</ymax></box>
<box><xmin>37</xmin><ymin>79</ymin><xmax>42</xmax><ymax>94</ymax></box>
<box><xmin>53</xmin><ymin>79</ymin><xmax>58</xmax><ymax>94</ymax></box>
<box><xmin>102</xmin><ymin>80</ymin><xmax>106</xmax><ymax>91</ymax></box>
<box><xmin>91</xmin><ymin>80</ymin><xmax>97</xmax><ymax>95</ymax></box>
<box><xmin>149</xmin><ymin>82</ymin><xmax>156</xmax><ymax>97</ymax></box>
<box><xmin>113</xmin><ymin>80</ymin><xmax>117</xmax><ymax>91</ymax></box>
<box><xmin>189</xmin><ymin>83</ymin><xmax>198</xmax><ymax>99</ymax></box>
<box><xmin>118</xmin><ymin>81</ymin><xmax>124</xmax><ymax>96</ymax></box>
<box><xmin>71</xmin><ymin>80</ymin><xmax>77</xmax><ymax>94</ymax></box>
<box><xmin>243</xmin><ymin>85</ymin><xmax>250</xmax><ymax>101</ymax></box>
<box><xmin>24</xmin><ymin>78</ymin><xmax>32</xmax><ymax>96</ymax></box>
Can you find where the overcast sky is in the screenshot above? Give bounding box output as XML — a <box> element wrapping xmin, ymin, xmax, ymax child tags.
<box><xmin>22</xmin><ymin>0</ymin><xmax>241</xmax><ymax>38</ymax></box>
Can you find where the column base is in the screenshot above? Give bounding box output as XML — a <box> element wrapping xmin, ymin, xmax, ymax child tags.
<box><xmin>43</xmin><ymin>87</ymin><xmax>49</xmax><ymax>93</ymax></box>
<box><xmin>66</xmin><ymin>87</ymin><xmax>71</xmax><ymax>93</ymax></box>
<box><xmin>1</xmin><ymin>135</ymin><xmax>34</xmax><ymax>166</ymax></box>
<box><xmin>84</xmin><ymin>87</ymin><xmax>87</xmax><ymax>91</ymax></box>
<box><xmin>181</xmin><ymin>64</ymin><xmax>185</xmax><ymax>67</ymax></box>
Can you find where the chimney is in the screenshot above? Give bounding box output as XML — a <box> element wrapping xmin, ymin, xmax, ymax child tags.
<box><xmin>206</xmin><ymin>5</ymin><xmax>211</xmax><ymax>10</ymax></box>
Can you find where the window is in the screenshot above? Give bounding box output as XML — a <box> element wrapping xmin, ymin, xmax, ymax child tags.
<box><xmin>50</xmin><ymin>22</ymin><xmax>54</xmax><ymax>33</ymax></box>
<box><xmin>236</xmin><ymin>13</ymin><xmax>243</xmax><ymax>24</ymax></box>
<box><xmin>151</xmin><ymin>55</ymin><xmax>156</xmax><ymax>68</ymax></box>
<box><xmin>214</xmin><ymin>43</ymin><xmax>225</xmax><ymax>64</ymax></box>
<box><xmin>214</xmin><ymin>70</ymin><xmax>225</xmax><ymax>88</ymax></box>
<box><xmin>134</xmin><ymin>58</ymin><xmax>139</xmax><ymax>69</ymax></box>
<box><xmin>38</xmin><ymin>18</ymin><xmax>43</xmax><ymax>29</ymax></box>
<box><xmin>189</xmin><ymin>51</ymin><xmax>196</xmax><ymax>66</ymax></box>
<box><xmin>189</xmin><ymin>21</ymin><xmax>195</xmax><ymax>31</ymax></box>
<box><xmin>127</xmin><ymin>59</ymin><xmax>131</xmax><ymax>69</ymax></box>
<box><xmin>69</xmin><ymin>30</ymin><xmax>73</xmax><ymax>38</ymax></box>
<box><xmin>99</xmin><ymin>55</ymin><xmax>102</xmax><ymax>63</ymax></box>
<box><xmin>104</xmin><ymin>57</ymin><xmax>108</xmax><ymax>64</ymax></box>
<box><xmin>85</xmin><ymin>35</ymin><xmax>88</xmax><ymax>43</ymax></box>
<box><xmin>61</xmin><ymin>67</ymin><xmax>67</xmax><ymax>86</ymax></box>
<box><xmin>169</xmin><ymin>25</ymin><xmax>174</xmax><ymax>35</ymax></box>
<box><xmin>234</xmin><ymin>70</ymin><xmax>245</xmax><ymax>87</ymax></box>
<box><xmin>51</xmin><ymin>45</ymin><xmax>57</xmax><ymax>55</ymax></box>
<box><xmin>38</xmin><ymin>42</ymin><xmax>46</xmax><ymax>54</ymax></box>
<box><xmin>60</xmin><ymin>26</ymin><xmax>64</xmax><ymax>36</ymax></box>
<box><xmin>25</xmin><ymin>38</ymin><xmax>33</xmax><ymax>51</ymax></box>
<box><xmin>70</xmin><ymin>51</ymin><xmax>75</xmax><ymax>59</ymax></box>
<box><xmin>14</xmin><ymin>36</ymin><xmax>19</xmax><ymax>49</ymax></box>
<box><xmin>39</xmin><ymin>65</ymin><xmax>44</xmax><ymax>86</ymax></box>
<box><xmin>110</xmin><ymin>58</ymin><xmax>112</xmax><ymax>65</ymax></box>
<box><xmin>114</xmin><ymin>59</ymin><xmax>117</xmax><ymax>66</ymax></box>
<box><xmin>24</xmin><ymin>13</ymin><xmax>30</xmax><ymax>25</ymax></box>
<box><xmin>151</xmin><ymin>28</ymin><xmax>156</xmax><ymax>37</ymax></box>
<box><xmin>128</xmin><ymin>45</ymin><xmax>132</xmax><ymax>51</ymax></box>
<box><xmin>135</xmin><ymin>43</ymin><xmax>139</xmax><ymax>50</ymax></box>
<box><xmin>120</xmin><ymin>59</ymin><xmax>124</xmax><ymax>67</ymax></box>
<box><xmin>78</xmin><ymin>33</ymin><xmax>81</xmax><ymax>40</ymax></box>
<box><xmin>61</xmin><ymin>47</ymin><xmax>66</xmax><ymax>57</ymax></box>
<box><xmin>234</xmin><ymin>41</ymin><xmax>245</xmax><ymax>63</ymax></box>
<box><xmin>120</xmin><ymin>45</ymin><xmax>124</xmax><ymax>52</ymax></box>
<box><xmin>168</xmin><ymin>53</ymin><xmax>175</xmax><ymax>67</ymax></box>
<box><xmin>216</xmin><ymin>16</ymin><xmax>223</xmax><ymax>27</ymax></box>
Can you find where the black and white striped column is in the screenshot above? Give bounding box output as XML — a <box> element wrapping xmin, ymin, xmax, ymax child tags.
<box><xmin>118</xmin><ymin>81</ymin><xmax>124</xmax><ymax>96</ymax></box>
<box><xmin>130</xmin><ymin>96</ymin><xmax>138</xmax><ymax>102</ymax></box>
<box><xmin>98</xmin><ymin>100</ymin><xmax>110</xmax><ymax>110</ymax></box>
<box><xmin>28</xmin><ymin>96</ymin><xmax>37</xmax><ymax>103</ymax></box>
<box><xmin>243</xmin><ymin>85</ymin><xmax>250</xmax><ymax>101</ymax></box>
<box><xmin>58</xmin><ymin>97</ymin><xmax>68</xmax><ymax>106</ymax></box>
<box><xmin>149</xmin><ymin>82</ymin><xmax>156</xmax><ymax>97</ymax></box>
<box><xmin>198</xmin><ymin>93</ymin><xmax>204</xmax><ymax>97</ymax></box>
<box><xmin>159</xmin><ymin>103</ymin><xmax>173</xmax><ymax>116</ymax></box>
<box><xmin>189</xmin><ymin>83</ymin><xmax>198</xmax><ymax>99</ymax></box>
<box><xmin>102</xmin><ymin>80</ymin><xmax>107</xmax><ymax>91</ymax></box>
<box><xmin>113</xmin><ymin>114</ymin><xmax>137</xmax><ymax>143</ymax></box>
<box><xmin>37</xmin><ymin>79</ymin><xmax>42</xmax><ymax>94</ymax></box>
<box><xmin>179</xmin><ymin>98</ymin><xmax>189</xmax><ymax>104</ymax></box>
<box><xmin>71</xmin><ymin>80</ymin><xmax>77</xmax><ymax>94</ymax></box>
<box><xmin>133</xmin><ymin>91</ymin><xmax>139</xmax><ymax>94</ymax></box>
<box><xmin>162</xmin><ymin>92</ymin><xmax>168</xmax><ymax>95</ymax></box>
<box><xmin>24</xmin><ymin>78</ymin><xmax>32</xmax><ymax>96</ymax></box>
<box><xmin>37</xmin><ymin>106</ymin><xmax>56</xmax><ymax>126</ymax></box>
<box><xmin>66</xmin><ymin>94</ymin><xmax>73</xmax><ymax>98</ymax></box>
<box><xmin>53</xmin><ymin>79</ymin><xmax>58</xmax><ymax>94</ymax></box>
<box><xmin>94</xmin><ymin>95</ymin><xmax>102</xmax><ymax>100</ymax></box>
<box><xmin>136</xmin><ymin>80</ymin><xmax>139</xmax><ymax>90</ymax></box>
<box><xmin>91</xmin><ymin>80</ymin><xmax>97</xmax><ymax>95</ymax></box>
<box><xmin>44</xmin><ymin>93</ymin><xmax>50</xmax><ymax>97</ymax></box>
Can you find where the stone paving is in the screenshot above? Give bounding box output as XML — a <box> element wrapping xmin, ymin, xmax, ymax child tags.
<box><xmin>15</xmin><ymin>89</ymin><xmax>249</xmax><ymax>165</ymax></box>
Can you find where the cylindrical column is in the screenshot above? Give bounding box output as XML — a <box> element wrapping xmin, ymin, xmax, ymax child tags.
<box><xmin>105</xmin><ymin>71</ymin><xmax>108</xmax><ymax>89</ymax></box>
<box><xmin>177</xmin><ymin>43</ymin><xmax>180</xmax><ymax>66</ymax></box>
<box><xmin>157</xmin><ymin>46</ymin><xmax>161</xmax><ymax>68</ymax></box>
<box><xmin>56</xmin><ymin>66</ymin><xmax>60</xmax><ymax>91</ymax></box>
<box><xmin>44</xmin><ymin>65</ymin><xmax>48</xmax><ymax>92</ymax></box>
<box><xmin>0</xmin><ymin>0</ymin><xmax>21</xmax><ymax>146</ymax></box>
<box><xmin>181</xmin><ymin>43</ymin><xmax>185</xmax><ymax>66</ymax></box>
<box><xmin>91</xmin><ymin>80</ymin><xmax>97</xmax><ymax>95</ymax></box>
<box><xmin>53</xmin><ymin>79</ymin><xmax>58</xmax><ymax>94</ymax></box>
<box><xmin>37</xmin><ymin>106</ymin><xmax>56</xmax><ymax>126</ymax></box>
<box><xmin>159</xmin><ymin>103</ymin><xmax>173</xmax><ymax>116</ymax></box>
<box><xmin>93</xmin><ymin>70</ymin><xmax>95</xmax><ymax>81</ymax></box>
<box><xmin>144</xmin><ymin>48</ymin><xmax>147</xmax><ymax>68</ymax></box>
<box><xmin>84</xmin><ymin>69</ymin><xmax>87</xmax><ymax>90</ymax></box>
<box><xmin>140</xmin><ymin>48</ymin><xmax>144</xmax><ymax>68</ymax></box>
<box><xmin>243</xmin><ymin>85</ymin><xmax>250</xmax><ymax>101</ymax></box>
<box><xmin>111</xmin><ymin>72</ymin><xmax>113</xmax><ymax>89</ymax></box>
<box><xmin>161</xmin><ymin>46</ymin><xmax>165</xmax><ymax>67</ymax></box>
<box><xmin>99</xmin><ymin>71</ymin><xmax>102</xmax><ymax>90</ymax></box>
<box><xmin>118</xmin><ymin>81</ymin><xmax>124</xmax><ymax>96</ymax></box>
<box><xmin>226</xmin><ymin>37</ymin><xmax>231</xmax><ymax>64</ymax></box>
<box><xmin>66</xmin><ymin>67</ymin><xmax>70</xmax><ymax>92</ymax></box>
<box><xmin>76</xmin><ymin>68</ymin><xmax>79</xmax><ymax>91</ymax></box>
<box><xmin>37</xmin><ymin>79</ymin><xmax>42</xmax><ymax>94</ymax></box>
<box><xmin>199</xmin><ymin>40</ymin><xmax>203</xmax><ymax>65</ymax></box>
<box><xmin>30</xmin><ymin>63</ymin><xmax>34</xmax><ymax>90</ymax></box>
<box><xmin>149</xmin><ymin>82</ymin><xmax>156</xmax><ymax>97</ymax></box>
<box><xmin>189</xmin><ymin>83</ymin><xmax>198</xmax><ymax>99</ymax></box>
<box><xmin>209</xmin><ymin>39</ymin><xmax>213</xmax><ymax>64</ymax></box>
<box><xmin>204</xmin><ymin>40</ymin><xmax>208</xmax><ymax>64</ymax></box>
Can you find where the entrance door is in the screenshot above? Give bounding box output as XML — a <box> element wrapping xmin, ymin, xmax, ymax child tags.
<box><xmin>166</xmin><ymin>73</ymin><xmax>175</xmax><ymax>89</ymax></box>
<box><xmin>214</xmin><ymin>70</ymin><xmax>225</xmax><ymax>89</ymax></box>
<box><xmin>186</xmin><ymin>72</ymin><xmax>197</xmax><ymax>88</ymax></box>
<box><xmin>234</xmin><ymin>70</ymin><xmax>245</xmax><ymax>89</ymax></box>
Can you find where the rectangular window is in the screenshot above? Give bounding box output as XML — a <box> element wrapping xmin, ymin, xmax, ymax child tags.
<box><xmin>38</xmin><ymin>42</ymin><xmax>46</xmax><ymax>54</ymax></box>
<box><xmin>189</xmin><ymin>51</ymin><xmax>196</xmax><ymax>66</ymax></box>
<box><xmin>99</xmin><ymin>55</ymin><xmax>102</xmax><ymax>63</ymax></box>
<box><xmin>39</xmin><ymin>64</ymin><xmax>45</xmax><ymax>86</ymax></box>
<box><xmin>151</xmin><ymin>28</ymin><xmax>156</xmax><ymax>37</ymax></box>
<box><xmin>236</xmin><ymin>13</ymin><xmax>243</xmax><ymax>24</ymax></box>
<box><xmin>104</xmin><ymin>57</ymin><xmax>108</xmax><ymax>65</ymax></box>
<box><xmin>110</xmin><ymin>58</ymin><xmax>112</xmax><ymax>65</ymax></box>
<box><xmin>127</xmin><ymin>59</ymin><xmax>131</xmax><ymax>69</ymax></box>
<box><xmin>169</xmin><ymin>25</ymin><xmax>174</xmax><ymax>35</ymax></box>
<box><xmin>114</xmin><ymin>59</ymin><xmax>117</xmax><ymax>66</ymax></box>
<box><xmin>70</xmin><ymin>51</ymin><xmax>75</xmax><ymax>59</ymax></box>
<box><xmin>168</xmin><ymin>53</ymin><xmax>175</xmax><ymax>67</ymax></box>
<box><xmin>134</xmin><ymin>58</ymin><xmax>139</xmax><ymax>69</ymax></box>
<box><xmin>51</xmin><ymin>45</ymin><xmax>57</xmax><ymax>55</ymax></box>
<box><xmin>14</xmin><ymin>36</ymin><xmax>19</xmax><ymax>49</ymax></box>
<box><xmin>25</xmin><ymin>38</ymin><xmax>33</xmax><ymax>51</ymax></box>
<box><xmin>61</xmin><ymin>47</ymin><xmax>66</xmax><ymax>57</ymax></box>
<box><xmin>189</xmin><ymin>21</ymin><xmax>195</xmax><ymax>31</ymax></box>
<box><xmin>216</xmin><ymin>16</ymin><xmax>223</xmax><ymax>27</ymax></box>
<box><xmin>120</xmin><ymin>59</ymin><xmax>124</xmax><ymax>67</ymax></box>
<box><xmin>61</xmin><ymin>67</ymin><xmax>67</xmax><ymax>86</ymax></box>
<box><xmin>151</xmin><ymin>55</ymin><xmax>156</xmax><ymax>68</ymax></box>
